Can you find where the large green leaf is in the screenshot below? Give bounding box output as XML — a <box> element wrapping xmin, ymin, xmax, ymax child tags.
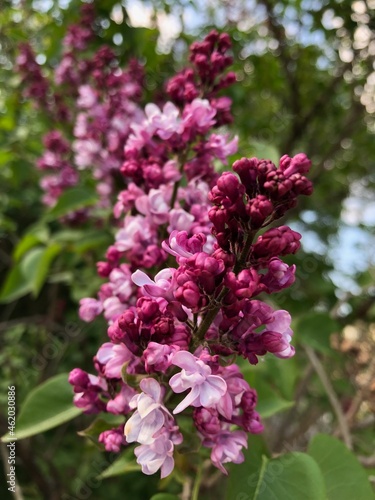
<box><xmin>1</xmin><ymin>373</ymin><xmax>81</xmax><ymax>442</ymax></box>
<box><xmin>13</xmin><ymin>224</ymin><xmax>50</xmax><ymax>261</ymax></box>
<box><xmin>255</xmin><ymin>452</ymin><xmax>326</xmax><ymax>500</ymax></box>
<box><xmin>295</xmin><ymin>312</ymin><xmax>340</xmax><ymax>354</ymax></box>
<box><xmin>28</xmin><ymin>244</ymin><xmax>62</xmax><ymax>296</ymax></box>
<box><xmin>46</xmin><ymin>187</ymin><xmax>98</xmax><ymax>219</ymax></box>
<box><xmin>0</xmin><ymin>263</ymin><xmax>32</xmax><ymax>303</ymax></box>
<box><xmin>227</xmin><ymin>450</ymin><xmax>325</xmax><ymax>500</ymax></box>
<box><xmin>13</xmin><ymin>234</ymin><xmax>42</xmax><ymax>262</ymax></box>
<box><xmin>256</xmin><ymin>387</ymin><xmax>294</xmax><ymax>419</ymax></box>
<box><xmin>0</xmin><ymin>244</ymin><xmax>61</xmax><ymax>302</ymax></box>
<box><xmin>308</xmin><ymin>434</ymin><xmax>375</xmax><ymax>500</ymax></box>
<box><xmin>226</xmin><ymin>434</ymin><xmax>270</xmax><ymax>499</ymax></box>
<box><xmin>98</xmin><ymin>448</ymin><xmax>141</xmax><ymax>479</ymax></box>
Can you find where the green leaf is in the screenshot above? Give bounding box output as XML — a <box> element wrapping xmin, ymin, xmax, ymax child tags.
<box><xmin>256</xmin><ymin>388</ymin><xmax>294</xmax><ymax>418</ymax></box>
<box><xmin>252</xmin><ymin>452</ymin><xmax>326</xmax><ymax>500</ymax></box>
<box><xmin>226</xmin><ymin>435</ymin><xmax>270</xmax><ymax>499</ymax></box>
<box><xmin>98</xmin><ymin>448</ymin><xmax>141</xmax><ymax>479</ymax></box>
<box><xmin>13</xmin><ymin>234</ymin><xmax>41</xmax><ymax>262</ymax></box>
<box><xmin>243</xmin><ymin>375</ymin><xmax>294</xmax><ymax>418</ymax></box>
<box><xmin>72</xmin><ymin>230</ymin><xmax>112</xmax><ymax>254</ymax></box>
<box><xmin>46</xmin><ymin>187</ymin><xmax>98</xmax><ymax>219</ymax></box>
<box><xmin>20</xmin><ymin>244</ymin><xmax>61</xmax><ymax>297</ymax></box>
<box><xmin>1</xmin><ymin>373</ymin><xmax>81</xmax><ymax>442</ymax></box>
<box><xmin>0</xmin><ymin>149</ymin><xmax>13</xmax><ymax>165</ymax></box>
<box><xmin>0</xmin><ymin>243</ymin><xmax>61</xmax><ymax>302</ymax></box>
<box><xmin>50</xmin><ymin>229</ymin><xmax>86</xmax><ymax>243</ymax></box>
<box><xmin>308</xmin><ymin>434</ymin><xmax>375</xmax><ymax>500</ymax></box>
<box><xmin>264</xmin><ymin>357</ymin><xmax>300</xmax><ymax>401</ymax></box>
<box><xmin>78</xmin><ymin>415</ymin><xmax>125</xmax><ymax>446</ymax></box>
<box><xmin>247</xmin><ymin>141</ymin><xmax>280</xmax><ymax>164</ymax></box>
<box><xmin>0</xmin><ymin>263</ymin><xmax>32</xmax><ymax>303</ymax></box>
<box><xmin>33</xmin><ymin>244</ymin><xmax>62</xmax><ymax>295</ymax></box>
<box><xmin>295</xmin><ymin>312</ymin><xmax>340</xmax><ymax>354</ymax></box>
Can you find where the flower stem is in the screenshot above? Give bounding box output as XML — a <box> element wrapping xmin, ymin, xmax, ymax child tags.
<box><xmin>194</xmin><ymin>231</ymin><xmax>256</xmax><ymax>343</ymax></box>
<box><xmin>233</xmin><ymin>230</ymin><xmax>256</xmax><ymax>273</ymax></box>
<box><xmin>191</xmin><ymin>464</ymin><xmax>203</xmax><ymax>500</ymax></box>
<box><xmin>195</xmin><ymin>286</ymin><xmax>227</xmax><ymax>342</ymax></box>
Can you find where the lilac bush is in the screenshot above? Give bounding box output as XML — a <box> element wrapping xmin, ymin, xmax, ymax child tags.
<box><xmin>67</xmin><ymin>30</ymin><xmax>313</xmax><ymax>478</ymax></box>
<box><xmin>16</xmin><ymin>4</ymin><xmax>144</xmax><ymax>215</ymax></box>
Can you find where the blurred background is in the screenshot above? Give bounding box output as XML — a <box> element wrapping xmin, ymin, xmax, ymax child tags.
<box><xmin>0</xmin><ymin>0</ymin><xmax>374</xmax><ymax>498</ymax></box>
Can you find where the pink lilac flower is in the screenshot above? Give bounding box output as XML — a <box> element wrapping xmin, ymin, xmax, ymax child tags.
<box><xmin>169</xmin><ymin>351</ymin><xmax>227</xmax><ymax>413</ymax></box>
<box><xmin>162</xmin><ymin>230</ymin><xmax>207</xmax><ymax>262</ymax></box>
<box><xmin>132</xmin><ymin>268</ymin><xmax>176</xmax><ymax>302</ymax></box>
<box><xmin>260</xmin><ymin>257</ymin><xmax>296</xmax><ymax>293</ymax></box>
<box><xmin>106</xmin><ymin>384</ymin><xmax>137</xmax><ymax>414</ymax></box>
<box><xmin>125</xmin><ymin>378</ymin><xmax>171</xmax><ymax>445</ymax></box>
<box><xmin>115</xmin><ymin>216</ymin><xmax>153</xmax><ymax>252</ymax></box>
<box><xmin>210</xmin><ymin>430</ymin><xmax>248</xmax><ymax>474</ymax></box>
<box><xmin>143</xmin><ymin>342</ymin><xmax>179</xmax><ymax>373</ymax></box>
<box><xmin>182</xmin><ymin>98</ymin><xmax>216</xmax><ymax>135</ymax></box>
<box><xmin>135</xmin><ymin>188</ymin><xmax>171</xmax><ymax>224</ymax></box>
<box><xmin>168</xmin><ymin>209</ymin><xmax>195</xmax><ymax>232</ymax></box>
<box><xmin>203</xmin><ymin>133</ymin><xmax>239</xmax><ymax>163</ymax></box>
<box><xmin>151</xmin><ymin>102</ymin><xmax>183</xmax><ymax>140</ymax></box>
<box><xmin>102</xmin><ymin>296</ymin><xmax>127</xmax><ymax>322</ymax></box>
<box><xmin>134</xmin><ymin>429</ymin><xmax>179</xmax><ymax>478</ymax></box>
<box><xmin>261</xmin><ymin>310</ymin><xmax>294</xmax><ymax>359</ymax></box>
<box><xmin>79</xmin><ymin>298</ymin><xmax>103</xmax><ymax>322</ymax></box>
<box><xmin>23</xmin><ymin>5</ymin><xmax>144</xmax><ymax>212</ymax></box>
<box><xmin>99</xmin><ymin>426</ymin><xmax>127</xmax><ymax>453</ymax></box>
<box><xmin>96</xmin><ymin>342</ymin><xmax>132</xmax><ymax>379</ymax></box>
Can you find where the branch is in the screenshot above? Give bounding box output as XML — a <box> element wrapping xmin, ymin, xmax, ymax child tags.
<box><xmin>284</xmin><ymin>64</ymin><xmax>351</xmax><ymax>152</ymax></box>
<box><xmin>272</xmin><ymin>362</ymin><xmax>314</xmax><ymax>450</ymax></box>
<box><xmin>345</xmin><ymin>358</ymin><xmax>375</xmax><ymax>425</ymax></box>
<box><xmin>358</xmin><ymin>454</ymin><xmax>375</xmax><ymax>468</ymax></box>
<box><xmin>0</xmin><ymin>442</ymin><xmax>24</xmax><ymax>500</ymax></box>
<box><xmin>304</xmin><ymin>345</ymin><xmax>353</xmax><ymax>450</ymax></box>
<box><xmin>258</xmin><ymin>0</ymin><xmax>300</xmax><ymax>119</ymax></box>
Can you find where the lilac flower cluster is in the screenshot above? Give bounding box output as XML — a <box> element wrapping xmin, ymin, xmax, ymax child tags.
<box><xmin>69</xmin><ymin>30</ymin><xmax>313</xmax><ymax>478</ymax></box>
<box><xmin>16</xmin><ymin>5</ymin><xmax>144</xmax><ymax>214</ymax></box>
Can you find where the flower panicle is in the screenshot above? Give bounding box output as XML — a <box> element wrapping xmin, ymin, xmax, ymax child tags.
<box><xmin>69</xmin><ymin>30</ymin><xmax>313</xmax><ymax>478</ymax></box>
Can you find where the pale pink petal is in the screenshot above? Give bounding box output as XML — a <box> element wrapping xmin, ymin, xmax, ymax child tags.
<box><xmin>217</xmin><ymin>392</ymin><xmax>233</xmax><ymax>420</ymax></box>
<box><xmin>199</xmin><ymin>377</ymin><xmax>226</xmax><ymax>407</ymax></box>
<box><xmin>169</xmin><ymin>373</ymin><xmax>186</xmax><ymax>393</ymax></box>
<box><xmin>207</xmin><ymin>375</ymin><xmax>227</xmax><ymax>395</ymax></box>
<box><xmin>105</xmin><ymin>345</ymin><xmax>132</xmax><ymax>378</ymax></box>
<box><xmin>140</xmin><ymin>377</ymin><xmax>162</xmax><ymax>402</ymax></box>
<box><xmin>173</xmin><ymin>385</ymin><xmax>200</xmax><ymax>414</ymax></box>
<box><xmin>142</xmin><ymin>457</ymin><xmax>166</xmax><ymax>475</ymax></box>
<box><xmin>136</xmin><ymin>394</ymin><xmax>160</xmax><ymax>418</ymax></box>
<box><xmin>137</xmin><ymin>411</ymin><xmax>165</xmax><ymax>444</ymax></box>
<box><xmin>171</xmin><ymin>350</ymin><xmax>198</xmax><ymax>371</ymax></box>
<box><xmin>96</xmin><ymin>343</ymin><xmax>114</xmax><ymax>364</ymax></box>
<box><xmin>145</xmin><ymin>103</ymin><xmax>161</xmax><ymax>120</ymax></box>
<box><xmin>132</xmin><ymin>270</ymin><xmax>155</xmax><ymax>287</ymax></box>
<box><xmin>160</xmin><ymin>456</ymin><xmax>174</xmax><ymax>478</ymax></box>
<box><xmin>154</xmin><ymin>268</ymin><xmax>174</xmax><ymax>281</ymax></box>
<box><xmin>124</xmin><ymin>411</ymin><xmax>143</xmax><ymax>443</ymax></box>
